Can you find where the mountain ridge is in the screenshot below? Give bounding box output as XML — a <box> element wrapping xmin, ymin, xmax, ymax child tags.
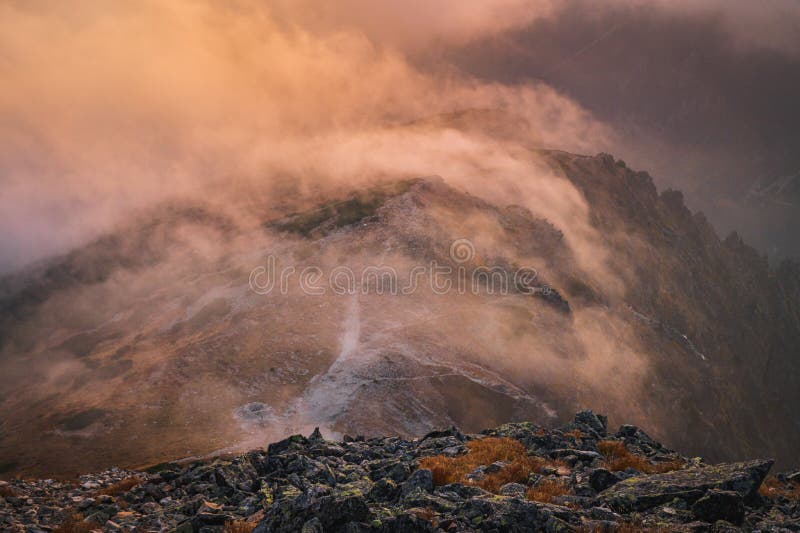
<box><xmin>1</xmin><ymin>150</ymin><xmax>799</xmax><ymax>480</ymax></box>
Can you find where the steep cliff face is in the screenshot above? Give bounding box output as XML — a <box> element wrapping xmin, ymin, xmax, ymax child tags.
<box><xmin>543</xmin><ymin>151</ymin><xmax>800</xmax><ymax>464</ymax></box>
<box><xmin>0</xmin><ymin>151</ymin><xmax>798</xmax><ymax>478</ymax></box>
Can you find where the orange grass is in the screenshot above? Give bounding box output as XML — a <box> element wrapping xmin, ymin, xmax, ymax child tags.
<box><xmin>97</xmin><ymin>476</ymin><xmax>143</xmax><ymax>496</ymax></box>
<box><xmin>597</xmin><ymin>441</ymin><xmax>683</xmax><ymax>474</ymax></box>
<box><xmin>525</xmin><ymin>478</ymin><xmax>571</xmax><ymax>504</ymax></box>
<box><xmin>53</xmin><ymin>514</ymin><xmax>99</xmax><ymax>533</ymax></box>
<box><xmin>417</xmin><ymin>437</ymin><xmax>568</xmax><ymax>497</ymax></box>
<box><xmin>759</xmin><ymin>476</ymin><xmax>800</xmax><ymax>501</ymax></box>
<box><xmin>563</xmin><ymin>429</ymin><xmax>587</xmax><ymax>440</ymax></box>
<box><xmin>223</xmin><ymin>520</ymin><xmax>257</xmax><ymax>533</ymax></box>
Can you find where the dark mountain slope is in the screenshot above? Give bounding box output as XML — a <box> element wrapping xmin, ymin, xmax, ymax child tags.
<box><xmin>0</xmin><ymin>151</ymin><xmax>798</xmax><ymax>479</ymax></box>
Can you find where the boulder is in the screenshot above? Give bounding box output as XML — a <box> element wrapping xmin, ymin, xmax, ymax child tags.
<box><xmin>367</xmin><ymin>478</ymin><xmax>399</xmax><ymax>501</ymax></box>
<box><xmin>421</xmin><ymin>427</ymin><xmax>465</xmax><ymax>442</ymax></box>
<box><xmin>484</xmin><ymin>461</ymin><xmax>508</xmax><ymax>474</ymax></box>
<box><xmin>600</xmin><ymin>459</ymin><xmax>773</xmax><ymax>512</ymax></box>
<box><xmin>691</xmin><ymin>489</ymin><xmax>745</xmax><ymax>525</ymax></box>
<box><xmin>401</xmin><ymin>469</ymin><xmax>433</xmax><ymax>496</ymax></box>
<box><xmin>589</xmin><ymin>468</ymin><xmax>620</xmax><ymax>492</ymax></box>
<box><xmin>574</xmin><ymin>410</ymin><xmax>608</xmax><ymax>437</ymax></box>
<box><xmin>267</xmin><ymin>434</ymin><xmax>309</xmax><ymax>456</ymax></box>
<box><xmin>499</xmin><ymin>483</ymin><xmax>527</xmax><ymax>498</ymax></box>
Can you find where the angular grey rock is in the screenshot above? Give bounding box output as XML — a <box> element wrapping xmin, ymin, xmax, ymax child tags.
<box><xmin>600</xmin><ymin>459</ymin><xmax>773</xmax><ymax>512</ymax></box>
<box><xmin>300</xmin><ymin>517</ymin><xmax>324</xmax><ymax>533</ymax></box>
<box><xmin>484</xmin><ymin>461</ymin><xmax>508</xmax><ymax>474</ymax></box>
<box><xmin>691</xmin><ymin>489</ymin><xmax>745</xmax><ymax>525</ymax></box>
<box><xmin>499</xmin><ymin>482</ymin><xmax>527</xmax><ymax>498</ymax></box>
<box><xmin>589</xmin><ymin>468</ymin><xmax>620</xmax><ymax>492</ymax></box>
<box><xmin>574</xmin><ymin>410</ymin><xmax>608</xmax><ymax>436</ymax></box>
<box><xmin>401</xmin><ymin>468</ymin><xmax>433</xmax><ymax>495</ymax></box>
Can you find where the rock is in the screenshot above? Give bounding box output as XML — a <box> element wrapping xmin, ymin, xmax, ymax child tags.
<box><xmin>682</xmin><ymin>521</ymin><xmax>714</xmax><ymax>532</ymax></box>
<box><xmin>550</xmin><ymin>449</ymin><xmax>603</xmax><ymax>463</ymax></box>
<box><xmin>465</xmin><ymin>465</ymin><xmax>486</xmax><ymax>482</ymax></box>
<box><xmin>588</xmin><ymin>506</ymin><xmax>621</xmax><ymax>521</ymax></box>
<box><xmin>421</xmin><ymin>427</ymin><xmax>465</xmax><ymax>442</ymax></box>
<box><xmin>441</xmin><ymin>446</ymin><xmax>461</xmax><ymax>457</ymax></box>
<box><xmin>589</xmin><ymin>468</ymin><xmax>620</xmax><ymax>492</ymax></box>
<box><xmin>267</xmin><ymin>434</ymin><xmax>309</xmax><ymax>456</ymax></box>
<box><xmin>710</xmin><ymin>520</ymin><xmax>741</xmax><ymax>532</ymax></box>
<box><xmin>368</xmin><ymin>478</ymin><xmax>399</xmax><ymax>501</ymax></box>
<box><xmin>499</xmin><ymin>483</ymin><xmax>527</xmax><ymax>498</ymax></box>
<box><xmin>691</xmin><ymin>490</ymin><xmax>745</xmax><ymax>525</ymax></box>
<box><xmin>76</xmin><ymin>497</ymin><xmax>95</xmax><ymax>510</ymax></box>
<box><xmin>0</xmin><ymin>413</ymin><xmax>795</xmax><ymax>533</ymax></box>
<box><xmin>308</xmin><ymin>428</ymin><xmax>324</xmax><ymax>443</ymax></box>
<box><xmin>435</xmin><ymin>483</ymin><xmax>490</xmax><ymax>499</ymax></box>
<box><xmin>84</xmin><ymin>510</ymin><xmax>111</xmax><ymax>523</ymax></box>
<box><xmin>402</xmin><ymin>469</ymin><xmax>433</xmax><ymax>495</ymax></box>
<box><xmin>574</xmin><ymin>410</ymin><xmax>608</xmax><ymax>436</ymax></box>
<box><xmin>195</xmin><ymin>511</ymin><xmax>231</xmax><ymax>525</ymax></box>
<box><xmin>173</xmin><ymin>520</ymin><xmax>194</xmax><ymax>533</ymax></box>
<box><xmin>300</xmin><ymin>517</ymin><xmax>324</xmax><ymax>533</ymax></box>
<box><xmin>382</xmin><ymin>513</ymin><xmax>437</xmax><ymax>532</ymax></box>
<box><xmin>484</xmin><ymin>461</ymin><xmax>508</xmax><ymax>474</ymax></box>
<box><xmin>601</xmin><ymin>459</ymin><xmax>773</xmax><ymax>512</ymax></box>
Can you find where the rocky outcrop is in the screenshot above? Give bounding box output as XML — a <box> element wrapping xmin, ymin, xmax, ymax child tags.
<box><xmin>600</xmin><ymin>459</ymin><xmax>773</xmax><ymax>512</ymax></box>
<box><xmin>1</xmin><ymin>411</ymin><xmax>798</xmax><ymax>532</ymax></box>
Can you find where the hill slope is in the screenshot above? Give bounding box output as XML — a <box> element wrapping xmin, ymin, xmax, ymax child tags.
<box><xmin>0</xmin><ymin>150</ymin><xmax>799</xmax><ymax>478</ymax></box>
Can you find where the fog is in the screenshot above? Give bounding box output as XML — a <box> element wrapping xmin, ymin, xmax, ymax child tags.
<box><xmin>0</xmin><ymin>0</ymin><xmax>797</xmax><ymax>474</ymax></box>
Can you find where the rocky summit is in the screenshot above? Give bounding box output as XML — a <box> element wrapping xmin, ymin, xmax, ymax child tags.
<box><xmin>1</xmin><ymin>411</ymin><xmax>798</xmax><ymax>532</ymax></box>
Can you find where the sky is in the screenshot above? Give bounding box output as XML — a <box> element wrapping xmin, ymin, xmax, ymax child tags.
<box><xmin>1</xmin><ymin>0</ymin><xmax>799</xmax><ymax>272</ymax></box>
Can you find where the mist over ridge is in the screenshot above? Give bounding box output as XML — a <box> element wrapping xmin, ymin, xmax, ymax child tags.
<box><xmin>0</xmin><ymin>2</ymin><xmax>799</xmax><ymax>517</ymax></box>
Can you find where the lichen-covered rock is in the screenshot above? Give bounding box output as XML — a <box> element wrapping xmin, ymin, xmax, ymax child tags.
<box><xmin>573</xmin><ymin>410</ymin><xmax>608</xmax><ymax>437</ymax></box>
<box><xmin>600</xmin><ymin>459</ymin><xmax>773</xmax><ymax>512</ymax></box>
<box><xmin>691</xmin><ymin>489</ymin><xmax>745</xmax><ymax>525</ymax></box>
<box><xmin>589</xmin><ymin>468</ymin><xmax>620</xmax><ymax>492</ymax></box>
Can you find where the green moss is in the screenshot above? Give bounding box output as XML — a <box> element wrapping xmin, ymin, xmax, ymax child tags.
<box><xmin>260</xmin><ymin>486</ymin><xmax>274</xmax><ymax>506</ymax></box>
<box><xmin>279</xmin><ymin>485</ymin><xmax>302</xmax><ymax>500</ymax></box>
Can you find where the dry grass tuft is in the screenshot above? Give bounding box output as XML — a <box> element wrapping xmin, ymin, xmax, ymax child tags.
<box><xmin>525</xmin><ymin>478</ymin><xmax>571</xmax><ymax>504</ymax></box>
<box><xmin>563</xmin><ymin>429</ymin><xmax>587</xmax><ymax>440</ymax></box>
<box><xmin>409</xmin><ymin>507</ymin><xmax>438</xmax><ymax>526</ymax></box>
<box><xmin>53</xmin><ymin>514</ymin><xmax>99</xmax><ymax>533</ymax></box>
<box><xmin>97</xmin><ymin>476</ymin><xmax>143</xmax><ymax>496</ymax></box>
<box><xmin>418</xmin><ymin>437</ymin><xmax>568</xmax><ymax>497</ymax></box>
<box><xmin>759</xmin><ymin>476</ymin><xmax>800</xmax><ymax>501</ymax></box>
<box><xmin>223</xmin><ymin>520</ymin><xmax>257</xmax><ymax>533</ymax></box>
<box><xmin>597</xmin><ymin>441</ymin><xmax>683</xmax><ymax>474</ymax></box>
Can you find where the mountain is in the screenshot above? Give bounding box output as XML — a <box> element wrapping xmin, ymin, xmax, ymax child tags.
<box><xmin>1</xmin><ymin>150</ymin><xmax>799</xmax><ymax>479</ymax></box>
<box><xmin>1</xmin><ymin>411</ymin><xmax>799</xmax><ymax>531</ymax></box>
<box><xmin>742</xmin><ymin>170</ymin><xmax>800</xmax><ymax>258</ymax></box>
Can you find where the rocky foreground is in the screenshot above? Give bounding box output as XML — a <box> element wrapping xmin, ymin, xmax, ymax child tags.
<box><xmin>1</xmin><ymin>411</ymin><xmax>799</xmax><ymax>532</ymax></box>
